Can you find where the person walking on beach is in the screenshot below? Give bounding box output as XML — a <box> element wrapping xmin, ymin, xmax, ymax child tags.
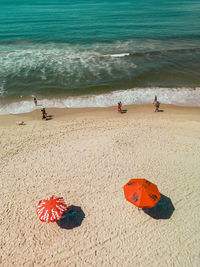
<box><xmin>118</xmin><ymin>101</ymin><xmax>122</xmax><ymax>113</ymax></box>
<box><xmin>41</xmin><ymin>108</ymin><xmax>47</xmax><ymax>120</ymax></box>
<box><xmin>153</xmin><ymin>96</ymin><xmax>160</xmax><ymax>112</ymax></box>
<box><xmin>155</xmin><ymin>100</ymin><xmax>160</xmax><ymax>112</ymax></box>
<box><xmin>34</xmin><ymin>97</ymin><xmax>37</xmax><ymax>106</ymax></box>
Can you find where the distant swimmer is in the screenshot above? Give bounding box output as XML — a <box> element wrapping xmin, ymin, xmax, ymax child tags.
<box><xmin>34</xmin><ymin>97</ymin><xmax>37</xmax><ymax>106</ymax></box>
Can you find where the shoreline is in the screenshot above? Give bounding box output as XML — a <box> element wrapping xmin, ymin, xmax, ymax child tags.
<box><xmin>1</xmin><ymin>104</ymin><xmax>200</xmax><ymax>126</ymax></box>
<box><xmin>1</xmin><ymin>86</ymin><xmax>200</xmax><ymax>116</ymax></box>
<box><xmin>0</xmin><ymin>104</ymin><xmax>200</xmax><ymax>130</ymax></box>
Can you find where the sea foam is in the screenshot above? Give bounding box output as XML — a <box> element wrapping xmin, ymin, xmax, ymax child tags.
<box><xmin>0</xmin><ymin>87</ymin><xmax>200</xmax><ymax>115</ymax></box>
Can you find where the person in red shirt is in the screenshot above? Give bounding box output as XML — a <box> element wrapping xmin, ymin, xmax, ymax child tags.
<box><xmin>118</xmin><ymin>102</ymin><xmax>122</xmax><ymax>112</ymax></box>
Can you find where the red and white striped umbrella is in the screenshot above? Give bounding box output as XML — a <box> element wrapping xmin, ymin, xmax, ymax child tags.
<box><xmin>36</xmin><ymin>195</ymin><xmax>68</xmax><ymax>223</ymax></box>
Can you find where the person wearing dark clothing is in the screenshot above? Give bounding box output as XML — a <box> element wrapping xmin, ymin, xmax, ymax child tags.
<box><xmin>41</xmin><ymin>108</ymin><xmax>47</xmax><ymax>120</ymax></box>
<box><xmin>34</xmin><ymin>97</ymin><xmax>37</xmax><ymax>106</ymax></box>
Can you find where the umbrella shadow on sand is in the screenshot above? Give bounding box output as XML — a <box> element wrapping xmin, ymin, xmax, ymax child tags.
<box><xmin>56</xmin><ymin>205</ymin><xmax>85</xmax><ymax>229</ymax></box>
<box><xmin>142</xmin><ymin>194</ymin><xmax>175</xmax><ymax>219</ymax></box>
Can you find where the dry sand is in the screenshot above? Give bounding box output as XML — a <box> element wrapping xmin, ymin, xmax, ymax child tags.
<box><xmin>0</xmin><ymin>104</ymin><xmax>200</xmax><ymax>266</ymax></box>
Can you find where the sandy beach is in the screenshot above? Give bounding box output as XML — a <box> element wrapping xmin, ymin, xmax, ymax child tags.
<box><xmin>0</xmin><ymin>104</ymin><xmax>200</xmax><ymax>266</ymax></box>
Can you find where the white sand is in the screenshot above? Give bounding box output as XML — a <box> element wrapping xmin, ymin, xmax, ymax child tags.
<box><xmin>0</xmin><ymin>104</ymin><xmax>200</xmax><ymax>266</ymax></box>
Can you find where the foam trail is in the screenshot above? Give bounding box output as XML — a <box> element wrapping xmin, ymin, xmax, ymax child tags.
<box><xmin>0</xmin><ymin>87</ymin><xmax>200</xmax><ymax>115</ymax></box>
<box><xmin>0</xmin><ymin>101</ymin><xmax>36</xmax><ymax>115</ymax></box>
<box><xmin>102</xmin><ymin>53</ymin><xmax>130</xmax><ymax>58</ymax></box>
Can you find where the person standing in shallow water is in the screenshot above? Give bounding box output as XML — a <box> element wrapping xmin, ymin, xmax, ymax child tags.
<box><xmin>153</xmin><ymin>95</ymin><xmax>157</xmax><ymax>106</ymax></box>
<box><xmin>34</xmin><ymin>97</ymin><xmax>37</xmax><ymax>106</ymax></box>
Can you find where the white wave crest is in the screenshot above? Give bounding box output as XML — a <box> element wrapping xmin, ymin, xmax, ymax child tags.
<box><xmin>102</xmin><ymin>53</ymin><xmax>130</xmax><ymax>58</ymax></box>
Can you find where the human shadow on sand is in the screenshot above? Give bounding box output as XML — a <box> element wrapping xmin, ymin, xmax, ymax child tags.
<box><xmin>56</xmin><ymin>205</ymin><xmax>85</xmax><ymax>229</ymax></box>
<box><xmin>45</xmin><ymin>115</ymin><xmax>54</xmax><ymax>121</ymax></box>
<box><xmin>121</xmin><ymin>109</ymin><xmax>127</xmax><ymax>114</ymax></box>
<box><xmin>142</xmin><ymin>194</ymin><xmax>174</xmax><ymax>219</ymax></box>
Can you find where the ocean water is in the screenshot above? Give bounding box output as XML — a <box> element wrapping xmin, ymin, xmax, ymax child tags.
<box><xmin>1</xmin><ymin>0</ymin><xmax>200</xmax><ymax>114</ymax></box>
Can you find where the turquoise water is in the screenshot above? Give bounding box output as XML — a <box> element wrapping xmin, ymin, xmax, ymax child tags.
<box><xmin>1</xmin><ymin>0</ymin><xmax>200</xmax><ymax>42</ymax></box>
<box><xmin>1</xmin><ymin>0</ymin><xmax>200</xmax><ymax>113</ymax></box>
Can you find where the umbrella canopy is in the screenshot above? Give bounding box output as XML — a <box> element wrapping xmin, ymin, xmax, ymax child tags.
<box><xmin>123</xmin><ymin>179</ymin><xmax>161</xmax><ymax>208</ymax></box>
<box><xmin>36</xmin><ymin>195</ymin><xmax>68</xmax><ymax>223</ymax></box>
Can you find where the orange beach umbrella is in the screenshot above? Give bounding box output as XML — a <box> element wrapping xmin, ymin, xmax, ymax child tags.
<box><xmin>123</xmin><ymin>179</ymin><xmax>161</xmax><ymax>208</ymax></box>
<box><xmin>36</xmin><ymin>195</ymin><xmax>68</xmax><ymax>223</ymax></box>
